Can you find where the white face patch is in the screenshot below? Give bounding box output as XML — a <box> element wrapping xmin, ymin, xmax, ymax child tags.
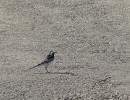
<box><xmin>50</xmin><ymin>51</ymin><xmax>53</xmax><ymax>55</ymax></box>
<box><xmin>49</xmin><ymin>51</ymin><xmax>56</xmax><ymax>56</ymax></box>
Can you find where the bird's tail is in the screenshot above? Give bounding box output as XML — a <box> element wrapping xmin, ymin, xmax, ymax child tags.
<box><xmin>28</xmin><ymin>63</ymin><xmax>42</xmax><ymax>70</ymax></box>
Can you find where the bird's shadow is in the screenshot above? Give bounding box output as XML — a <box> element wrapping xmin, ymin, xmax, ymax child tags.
<box><xmin>34</xmin><ymin>71</ymin><xmax>76</xmax><ymax>76</ymax></box>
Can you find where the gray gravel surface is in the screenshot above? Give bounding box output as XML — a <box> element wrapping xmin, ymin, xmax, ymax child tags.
<box><xmin>0</xmin><ymin>0</ymin><xmax>130</xmax><ymax>100</ymax></box>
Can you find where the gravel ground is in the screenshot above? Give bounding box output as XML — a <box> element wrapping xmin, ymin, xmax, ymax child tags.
<box><xmin>0</xmin><ymin>0</ymin><xmax>130</xmax><ymax>100</ymax></box>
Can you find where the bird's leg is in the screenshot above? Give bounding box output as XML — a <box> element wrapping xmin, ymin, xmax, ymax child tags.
<box><xmin>45</xmin><ymin>67</ymin><xmax>49</xmax><ymax>73</ymax></box>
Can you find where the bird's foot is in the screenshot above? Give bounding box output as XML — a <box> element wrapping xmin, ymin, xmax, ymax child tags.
<box><xmin>45</xmin><ymin>71</ymin><xmax>50</xmax><ymax>74</ymax></box>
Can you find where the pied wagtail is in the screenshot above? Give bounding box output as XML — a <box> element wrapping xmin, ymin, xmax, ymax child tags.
<box><xmin>28</xmin><ymin>51</ymin><xmax>57</xmax><ymax>73</ymax></box>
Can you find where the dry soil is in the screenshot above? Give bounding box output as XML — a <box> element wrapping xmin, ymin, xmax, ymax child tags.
<box><xmin>0</xmin><ymin>0</ymin><xmax>130</xmax><ymax>100</ymax></box>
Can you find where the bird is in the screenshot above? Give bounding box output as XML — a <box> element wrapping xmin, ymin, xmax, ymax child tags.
<box><xmin>28</xmin><ymin>50</ymin><xmax>57</xmax><ymax>73</ymax></box>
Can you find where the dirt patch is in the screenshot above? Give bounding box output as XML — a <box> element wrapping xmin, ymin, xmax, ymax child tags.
<box><xmin>0</xmin><ymin>0</ymin><xmax>130</xmax><ymax>99</ymax></box>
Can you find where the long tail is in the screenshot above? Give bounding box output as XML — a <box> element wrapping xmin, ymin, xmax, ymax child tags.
<box><xmin>28</xmin><ymin>63</ymin><xmax>42</xmax><ymax>70</ymax></box>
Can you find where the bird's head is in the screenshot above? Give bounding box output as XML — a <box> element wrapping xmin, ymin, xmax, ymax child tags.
<box><xmin>49</xmin><ymin>51</ymin><xmax>57</xmax><ymax>56</ymax></box>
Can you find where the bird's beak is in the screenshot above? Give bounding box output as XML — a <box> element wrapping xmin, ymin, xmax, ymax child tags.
<box><xmin>54</xmin><ymin>51</ymin><xmax>57</xmax><ymax>53</ymax></box>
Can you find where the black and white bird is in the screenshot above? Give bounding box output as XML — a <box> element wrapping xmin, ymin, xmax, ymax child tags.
<box><xmin>28</xmin><ymin>51</ymin><xmax>57</xmax><ymax>73</ymax></box>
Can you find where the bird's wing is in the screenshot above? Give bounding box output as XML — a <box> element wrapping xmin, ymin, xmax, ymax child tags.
<box><xmin>43</xmin><ymin>57</ymin><xmax>53</xmax><ymax>64</ymax></box>
<box><xmin>28</xmin><ymin>58</ymin><xmax>50</xmax><ymax>70</ymax></box>
<box><xmin>28</xmin><ymin>55</ymin><xmax>54</xmax><ymax>70</ymax></box>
